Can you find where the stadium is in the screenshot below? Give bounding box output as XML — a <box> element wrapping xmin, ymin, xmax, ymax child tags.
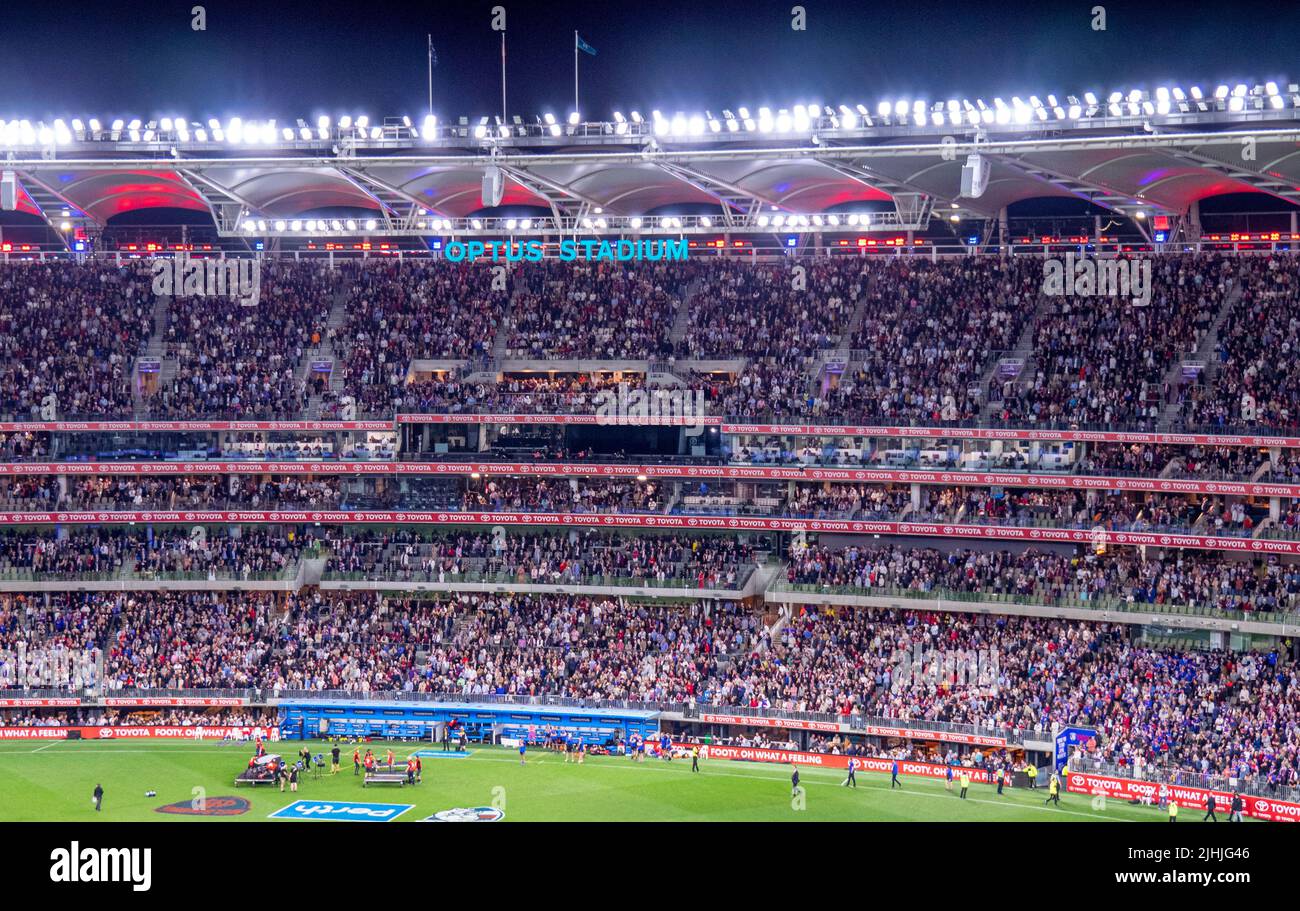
<box><xmin>2</xmin><ymin>6</ymin><xmax>1300</xmax><ymax>859</ymax></box>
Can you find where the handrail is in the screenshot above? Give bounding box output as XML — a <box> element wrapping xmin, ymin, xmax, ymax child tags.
<box><xmin>320</xmin><ymin>568</ymin><xmax>752</xmax><ymax>591</ymax></box>
<box><xmin>768</xmin><ymin>579</ymin><xmax>1300</xmax><ymax>628</ymax></box>
<box><xmin>1072</xmin><ymin>755</ymin><xmax>1300</xmax><ymax>805</ymax></box>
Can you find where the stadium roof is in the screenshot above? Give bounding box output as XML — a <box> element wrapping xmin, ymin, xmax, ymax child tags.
<box><xmin>4</xmin><ymin>102</ymin><xmax>1300</xmax><ymax>241</ymax></box>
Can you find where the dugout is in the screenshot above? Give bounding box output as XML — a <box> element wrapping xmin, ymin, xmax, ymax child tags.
<box><xmin>277</xmin><ymin>699</ymin><xmax>659</xmax><ymax>746</ymax></box>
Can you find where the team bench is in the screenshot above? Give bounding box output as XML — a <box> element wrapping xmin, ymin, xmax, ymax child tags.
<box><xmin>363</xmin><ymin>772</ymin><xmax>409</xmax><ymax>787</ymax></box>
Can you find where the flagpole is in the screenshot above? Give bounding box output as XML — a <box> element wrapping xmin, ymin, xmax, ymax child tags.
<box><xmin>501</xmin><ymin>32</ymin><xmax>507</xmax><ymax>124</ymax></box>
<box><xmin>574</xmin><ymin>31</ymin><xmax>579</xmax><ymax>114</ymax></box>
<box><xmin>427</xmin><ymin>35</ymin><xmax>433</xmax><ymax>117</ymax></box>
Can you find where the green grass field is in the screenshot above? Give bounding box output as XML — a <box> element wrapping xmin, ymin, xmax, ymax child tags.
<box><xmin>0</xmin><ymin>739</ymin><xmax>1224</xmax><ymax>822</ymax></box>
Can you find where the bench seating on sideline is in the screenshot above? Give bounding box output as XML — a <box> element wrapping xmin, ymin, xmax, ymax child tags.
<box><xmin>363</xmin><ymin>772</ymin><xmax>409</xmax><ymax>787</ymax></box>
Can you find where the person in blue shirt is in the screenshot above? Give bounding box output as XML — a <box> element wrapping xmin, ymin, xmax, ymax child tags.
<box><xmin>946</xmin><ymin>763</ymin><xmax>954</xmax><ymax>792</ymax></box>
<box><xmin>791</xmin><ymin>765</ymin><xmax>801</xmax><ymax>797</ymax></box>
<box><xmin>518</xmin><ymin>740</ymin><xmax>527</xmax><ymax>765</ymax></box>
<box><xmin>842</xmin><ymin>758</ymin><xmax>858</xmax><ymax>788</ymax></box>
<box><xmin>891</xmin><ymin>759</ymin><xmax>901</xmax><ymax>789</ymax></box>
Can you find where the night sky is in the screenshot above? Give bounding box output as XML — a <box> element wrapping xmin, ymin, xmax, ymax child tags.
<box><xmin>1</xmin><ymin>0</ymin><xmax>1298</xmax><ymax>123</ymax></box>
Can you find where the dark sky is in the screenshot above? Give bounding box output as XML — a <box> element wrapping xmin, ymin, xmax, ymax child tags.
<box><xmin>2</xmin><ymin>0</ymin><xmax>1298</xmax><ymax>123</ymax></box>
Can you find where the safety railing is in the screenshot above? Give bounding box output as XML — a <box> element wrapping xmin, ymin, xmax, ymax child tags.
<box><xmin>320</xmin><ymin>567</ymin><xmax>753</xmax><ymax>591</ymax></box>
<box><xmin>768</xmin><ymin>579</ymin><xmax>1300</xmax><ymax>628</ymax></box>
<box><xmin>1071</xmin><ymin>755</ymin><xmax>1300</xmax><ymax>805</ymax></box>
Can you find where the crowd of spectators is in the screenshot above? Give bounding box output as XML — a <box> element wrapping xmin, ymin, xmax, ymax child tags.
<box><xmin>335</xmin><ymin>261</ymin><xmax>506</xmax><ymax>416</ymax></box>
<box><xmin>325</xmin><ymin>528</ymin><xmax>759</xmax><ymax>588</ymax></box>
<box><xmin>0</xmin><ymin>527</ymin><xmax>311</xmax><ymax>578</ymax></box>
<box><xmin>392</xmin><ymin>372</ymin><xmax>639</xmax><ymax>416</ymax></box>
<box><xmin>785</xmin><ymin>542</ymin><xmax>1300</xmax><ymax>614</ymax></box>
<box><xmin>1078</xmin><ymin>443</ymin><xmax>1179</xmax><ymax>477</ymax></box>
<box><xmin>0</xmin><ymin>431</ymin><xmax>50</xmax><ymax>462</ymax></box>
<box><xmin>838</xmin><ymin>257</ymin><xmax>1041</xmax><ymax>423</ymax></box>
<box><xmin>0</xmin><ymin>592</ymin><xmax>108</xmax><ymax>688</ymax></box>
<box><xmin>102</xmin><ymin>591</ymin><xmax>282</xmax><ymax>689</ymax></box>
<box><xmin>675</xmin><ymin>260</ymin><xmax>858</xmax><ymax>359</ymax></box>
<box><xmin>462</xmin><ymin>477</ymin><xmax>662</xmax><ymax>513</ymax></box>
<box><xmin>996</xmin><ymin>254</ymin><xmax>1230</xmax><ymax>428</ymax></box>
<box><xmin>0</xmin><ymin>707</ymin><xmax>276</xmax><ymax>728</ymax></box>
<box><xmin>0</xmin><ymin>262</ymin><xmax>155</xmax><ymax>419</ymax></box>
<box><xmin>6</xmin><ymin>585</ymin><xmax>1297</xmax><ymax>788</ymax></box>
<box><xmin>508</xmin><ymin>262</ymin><xmax>690</xmax><ymax>359</ymax></box>
<box><xmin>13</xmin><ymin>254</ymin><xmax>1300</xmax><ymax>433</ymax></box>
<box><xmin>142</xmin><ymin>262</ymin><xmax>333</xmax><ymax>419</ymax></box>
<box><xmin>1182</xmin><ymin>255</ymin><xmax>1300</xmax><ymax>432</ymax></box>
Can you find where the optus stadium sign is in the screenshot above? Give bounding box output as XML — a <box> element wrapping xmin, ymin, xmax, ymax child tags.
<box><xmin>442</xmin><ymin>238</ymin><xmax>687</xmax><ymax>262</ymax></box>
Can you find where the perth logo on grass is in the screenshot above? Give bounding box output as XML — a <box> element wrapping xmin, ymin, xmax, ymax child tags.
<box><xmin>49</xmin><ymin>843</ymin><xmax>151</xmax><ymax>892</ymax></box>
<box><xmin>268</xmin><ymin>800</ymin><xmax>413</xmax><ymax>821</ymax></box>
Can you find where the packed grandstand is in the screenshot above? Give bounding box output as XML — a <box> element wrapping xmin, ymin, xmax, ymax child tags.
<box><xmin>4</xmin><ymin>84</ymin><xmax>1300</xmax><ymax>825</ymax></box>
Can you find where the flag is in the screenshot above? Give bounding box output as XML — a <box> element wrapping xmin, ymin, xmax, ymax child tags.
<box><xmin>576</xmin><ymin>33</ymin><xmax>597</xmax><ymax>56</ymax></box>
